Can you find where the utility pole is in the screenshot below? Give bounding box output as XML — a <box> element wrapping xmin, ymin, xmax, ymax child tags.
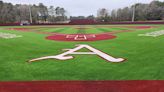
<box><xmin>29</xmin><ymin>5</ymin><xmax>33</xmax><ymax>24</ymax></box>
<box><xmin>132</xmin><ymin>5</ymin><xmax>136</xmax><ymax>22</ymax></box>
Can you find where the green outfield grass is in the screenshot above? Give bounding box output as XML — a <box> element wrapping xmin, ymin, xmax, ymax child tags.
<box><xmin>0</xmin><ymin>25</ymin><xmax>164</xmax><ymax>81</ymax></box>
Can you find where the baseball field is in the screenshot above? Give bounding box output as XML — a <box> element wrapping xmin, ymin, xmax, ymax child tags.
<box><xmin>0</xmin><ymin>24</ymin><xmax>164</xmax><ymax>81</ymax></box>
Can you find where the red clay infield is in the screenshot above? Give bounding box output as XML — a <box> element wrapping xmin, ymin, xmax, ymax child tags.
<box><xmin>96</xmin><ymin>25</ymin><xmax>155</xmax><ymax>29</ymax></box>
<box><xmin>8</xmin><ymin>28</ymin><xmax>30</xmax><ymax>31</ymax></box>
<box><xmin>0</xmin><ymin>81</ymin><xmax>164</xmax><ymax>92</ymax></box>
<box><xmin>124</xmin><ymin>26</ymin><xmax>154</xmax><ymax>29</ymax></box>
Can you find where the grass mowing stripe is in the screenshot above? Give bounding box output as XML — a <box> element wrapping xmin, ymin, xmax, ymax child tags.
<box><xmin>77</xmin><ymin>28</ymin><xmax>86</xmax><ymax>34</ymax></box>
<box><xmin>96</xmin><ymin>28</ymin><xmax>111</xmax><ymax>32</ymax></box>
<box><xmin>85</xmin><ymin>28</ymin><xmax>102</xmax><ymax>34</ymax></box>
<box><xmin>32</xmin><ymin>27</ymin><xmax>70</xmax><ymax>33</ymax></box>
<box><xmin>40</xmin><ymin>28</ymin><xmax>64</xmax><ymax>32</ymax></box>
<box><xmin>59</xmin><ymin>28</ymin><xmax>78</xmax><ymax>34</ymax></box>
<box><xmin>53</xmin><ymin>27</ymin><xmax>70</xmax><ymax>33</ymax></box>
<box><xmin>111</xmin><ymin>27</ymin><xmax>136</xmax><ymax>30</ymax></box>
<box><xmin>31</xmin><ymin>28</ymin><xmax>52</xmax><ymax>32</ymax></box>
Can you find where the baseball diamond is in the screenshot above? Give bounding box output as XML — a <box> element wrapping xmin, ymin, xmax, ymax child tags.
<box><xmin>0</xmin><ymin>23</ymin><xmax>164</xmax><ymax>92</ymax></box>
<box><xmin>0</xmin><ymin>0</ymin><xmax>164</xmax><ymax>92</ymax></box>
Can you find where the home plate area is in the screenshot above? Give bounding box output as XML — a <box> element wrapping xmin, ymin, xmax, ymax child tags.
<box><xmin>46</xmin><ymin>33</ymin><xmax>117</xmax><ymax>41</ymax></box>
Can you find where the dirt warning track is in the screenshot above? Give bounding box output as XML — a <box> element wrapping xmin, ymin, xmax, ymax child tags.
<box><xmin>0</xmin><ymin>81</ymin><xmax>164</xmax><ymax>92</ymax></box>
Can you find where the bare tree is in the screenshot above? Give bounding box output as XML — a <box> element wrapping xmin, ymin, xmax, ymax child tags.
<box><xmin>97</xmin><ymin>8</ymin><xmax>109</xmax><ymax>22</ymax></box>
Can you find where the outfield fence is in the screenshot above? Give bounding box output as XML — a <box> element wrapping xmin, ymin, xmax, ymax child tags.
<box><xmin>0</xmin><ymin>21</ymin><xmax>164</xmax><ymax>26</ymax></box>
<box><xmin>0</xmin><ymin>23</ymin><xmax>20</xmax><ymax>26</ymax></box>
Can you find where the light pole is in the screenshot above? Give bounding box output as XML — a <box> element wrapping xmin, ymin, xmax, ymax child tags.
<box><xmin>132</xmin><ymin>4</ymin><xmax>136</xmax><ymax>22</ymax></box>
<box><xmin>29</xmin><ymin>4</ymin><xmax>33</xmax><ymax>24</ymax></box>
<box><xmin>27</xmin><ymin>0</ymin><xmax>33</xmax><ymax>24</ymax></box>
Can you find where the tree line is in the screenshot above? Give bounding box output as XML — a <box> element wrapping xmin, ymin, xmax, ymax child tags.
<box><xmin>0</xmin><ymin>0</ymin><xmax>163</xmax><ymax>23</ymax></box>
<box><xmin>0</xmin><ymin>1</ymin><xmax>67</xmax><ymax>23</ymax></box>
<box><xmin>97</xmin><ymin>1</ymin><xmax>164</xmax><ymax>22</ymax></box>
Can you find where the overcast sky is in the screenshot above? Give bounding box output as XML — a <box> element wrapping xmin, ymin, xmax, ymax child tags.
<box><xmin>2</xmin><ymin>0</ymin><xmax>164</xmax><ymax>16</ymax></box>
